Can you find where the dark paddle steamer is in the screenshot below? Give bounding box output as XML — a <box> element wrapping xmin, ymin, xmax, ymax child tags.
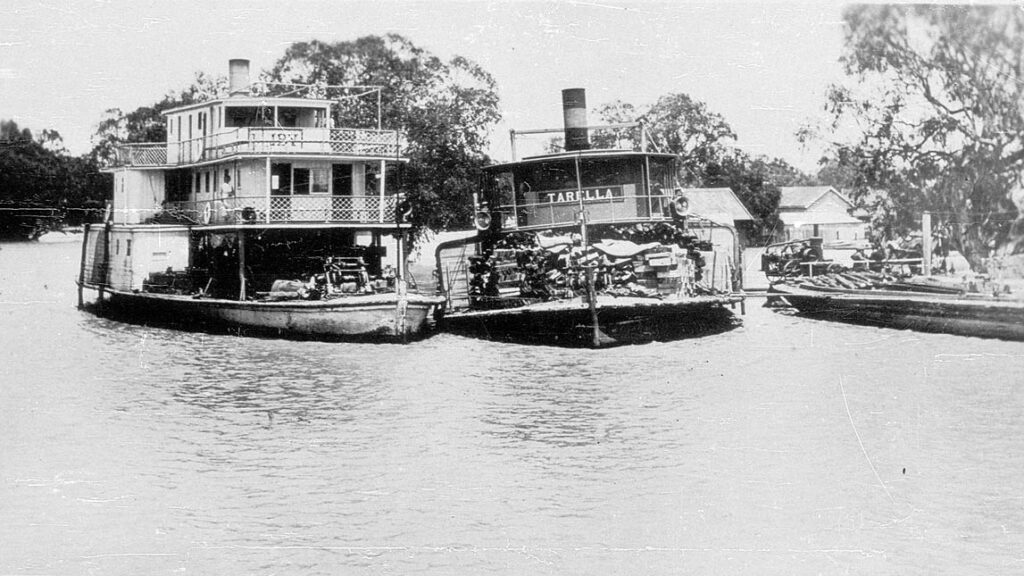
<box><xmin>435</xmin><ymin>89</ymin><xmax>744</xmax><ymax>347</ymax></box>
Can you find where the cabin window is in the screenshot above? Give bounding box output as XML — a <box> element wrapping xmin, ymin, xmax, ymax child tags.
<box><xmin>278</xmin><ymin>108</ymin><xmax>298</xmax><ymax>127</ymax></box>
<box><xmin>115</xmin><ymin>239</ymin><xmax>120</xmax><ymax>254</ymax></box>
<box><xmin>226</xmin><ymin>106</ymin><xmax>274</xmax><ymax>127</ymax></box>
<box><xmin>514</xmin><ymin>160</ymin><xmax>576</xmax><ymax>201</ymax></box>
<box><xmin>647</xmin><ymin>157</ymin><xmax>676</xmax><ymax>196</ymax></box>
<box><xmin>483</xmin><ymin>171</ymin><xmax>515</xmax><ymax>208</ymax></box>
<box><xmin>311</xmin><ymin>168</ymin><xmax>329</xmax><ymax>194</ymax></box>
<box><xmin>578</xmin><ymin>157</ymin><xmax>642</xmax><ymax>190</ymax></box>
<box><xmin>271</xmin><ymin>163</ymin><xmax>292</xmax><ymax>194</ymax></box>
<box><xmin>293</xmin><ymin>168</ymin><xmax>311</xmax><ymax>195</ymax></box>
<box><xmin>332</xmin><ymin>164</ymin><xmax>353</xmax><ymax>195</ymax></box>
<box><xmin>177</xmin><ymin>117</ymin><xmax>181</xmax><ymax>142</ymax></box>
<box><xmin>205</xmin><ymin>172</ymin><xmax>210</xmax><ymax>194</ymax></box>
<box><xmin>166</xmin><ymin>169</ymin><xmax>191</xmax><ymax>202</ymax></box>
<box><xmin>364</xmin><ymin>164</ymin><xmax>381</xmax><ymax>195</ymax></box>
<box><xmin>126</xmin><ymin>239</ymin><xmax>132</xmax><ymax>257</ymax></box>
<box><xmin>194</xmin><ymin>173</ymin><xmax>201</xmax><ymax>194</ymax></box>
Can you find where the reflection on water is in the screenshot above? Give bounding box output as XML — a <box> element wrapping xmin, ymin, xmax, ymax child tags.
<box><xmin>3</xmin><ymin>241</ymin><xmax>1024</xmax><ymax>575</ymax></box>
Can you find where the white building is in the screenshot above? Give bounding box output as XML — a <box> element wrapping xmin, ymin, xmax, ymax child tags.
<box><xmin>778</xmin><ymin>186</ymin><xmax>868</xmax><ymax>246</ymax></box>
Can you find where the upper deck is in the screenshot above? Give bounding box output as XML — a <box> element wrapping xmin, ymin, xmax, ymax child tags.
<box><xmin>113</xmin><ymin>126</ymin><xmax>401</xmax><ymax>168</ymax></box>
<box><xmin>482</xmin><ymin>149</ymin><xmax>684</xmax><ymax>231</ymax></box>
<box><xmin>107</xmin><ymin>60</ymin><xmax>409</xmax><ymax>227</ymax></box>
<box><xmin>110</xmin><ymin>62</ymin><xmax>403</xmax><ymax>168</ymax></box>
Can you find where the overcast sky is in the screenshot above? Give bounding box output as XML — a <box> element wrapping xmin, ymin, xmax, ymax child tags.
<box><xmin>1</xmin><ymin>1</ymin><xmax>848</xmax><ymax>171</ymax></box>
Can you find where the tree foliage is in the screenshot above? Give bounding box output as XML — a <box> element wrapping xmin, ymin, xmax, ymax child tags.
<box><xmin>807</xmin><ymin>5</ymin><xmax>1024</xmax><ymax>269</ymax></box>
<box><xmin>1</xmin><ymin>120</ymin><xmax>108</xmax><ymax>237</ymax></box>
<box><xmin>589</xmin><ymin>94</ymin><xmax>804</xmax><ymax>242</ymax></box>
<box><xmin>91</xmin><ymin>72</ymin><xmax>225</xmax><ymax>166</ymax></box>
<box><xmin>265</xmin><ymin>35</ymin><xmax>501</xmax><ymax>236</ymax></box>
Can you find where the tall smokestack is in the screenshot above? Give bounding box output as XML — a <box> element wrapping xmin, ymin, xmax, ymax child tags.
<box><xmin>562</xmin><ymin>88</ymin><xmax>590</xmax><ymax>151</ymax></box>
<box><xmin>228</xmin><ymin>59</ymin><xmax>251</xmax><ymax>97</ymax></box>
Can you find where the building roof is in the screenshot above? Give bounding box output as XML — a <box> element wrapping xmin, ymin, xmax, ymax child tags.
<box><xmin>162</xmin><ymin>96</ymin><xmax>334</xmax><ymax>116</ymax></box>
<box><xmin>682</xmin><ymin>187</ymin><xmax>754</xmax><ymax>222</ymax></box>
<box><xmin>777</xmin><ymin>211</ymin><xmax>863</xmax><ymax>226</ymax></box>
<box><xmin>778</xmin><ymin>186</ymin><xmax>852</xmax><ymax>210</ymax></box>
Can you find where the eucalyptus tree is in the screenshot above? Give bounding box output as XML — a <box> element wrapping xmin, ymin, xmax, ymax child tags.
<box><xmin>807</xmin><ymin>5</ymin><xmax>1024</xmax><ymax>268</ymax></box>
<box><xmin>265</xmin><ymin>35</ymin><xmax>501</xmax><ymax>236</ymax></box>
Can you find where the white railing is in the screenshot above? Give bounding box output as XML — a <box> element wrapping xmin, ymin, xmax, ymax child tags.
<box><xmin>113</xmin><ymin>127</ymin><xmax>402</xmax><ymax>167</ymax></box>
<box><xmin>165</xmin><ymin>194</ymin><xmax>398</xmax><ymax>225</ymax></box>
<box><xmin>499</xmin><ymin>194</ymin><xmax>676</xmax><ymax>230</ymax></box>
<box><xmin>114</xmin><ymin>144</ymin><xmax>167</xmax><ymax>166</ymax></box>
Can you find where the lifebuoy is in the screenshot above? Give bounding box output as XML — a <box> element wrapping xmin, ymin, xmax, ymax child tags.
<box><xmin>474</xmin><ymin>210</ymin><xmax>492</xmax><ymax>231</ymax></box>
<box><xmin>397</xmin><ymin>199</ymin><xmax>413</xmax><ymax>223</ymax></box>
<box><xmin>201</xmin><ymin>203</ymin><xmax>212</xmax><ymax>224</ymax></box>
<box><xmin>670</xmin><ymin>194</ymin><xmax>689</xmax><ymax>218</ymax></box>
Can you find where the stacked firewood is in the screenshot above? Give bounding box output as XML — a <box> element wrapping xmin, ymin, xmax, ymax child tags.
<box><xmin>794</xmin><ymin>270</ymin><xmax>964</xmax><ymax>294</ymax></box>
<box><xmin>467</xmin><ymin>233</ymin><xmax>713</xmax><ymax>308</ymax></box>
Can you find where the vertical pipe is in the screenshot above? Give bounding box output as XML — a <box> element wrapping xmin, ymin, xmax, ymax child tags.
<box><xmin>509</xmin><ymin>130</ymin><xmax>517</xmax><ymax>162</ymax></box>
<box><xmin>238</xmin><ymin>230</ymin><xmax>246</xmax><ymax>301</ymax></box>
<box><xmin>562</xmin><ymin>88</ymin><xmax>590</xmax><ymax>151</ymax></box>
<box><xmin>922</xmin><ymin>211</ymin><xmax>932</xmax><ymax>276</ymax></box>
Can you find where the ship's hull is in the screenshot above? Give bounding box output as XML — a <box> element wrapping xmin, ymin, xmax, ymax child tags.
<box><xmin>770</xmin><ymin>284</ymin><xmax>1024</xmax><ymax>341</ymax></box>
<box><xmin>86</xmin><ymin>287</ymin><xmax>441</xmax><ymax>342</ymax></box>
<box><xmin>439</xmin><ymin>294</ymin><xmax>743</xmax><ymax>347</ymax></box>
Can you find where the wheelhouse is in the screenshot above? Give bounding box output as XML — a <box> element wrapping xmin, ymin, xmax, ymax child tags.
<box><xmin>481</xmin><ymin>150</ymin><xmax>682</xmax><ymax>232</ymax></box>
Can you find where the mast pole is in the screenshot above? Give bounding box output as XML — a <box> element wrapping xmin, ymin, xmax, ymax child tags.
<box><xmin>573</xmin><ymin>153</ymin><xmax>601</xmax><ymax>347</ymax></box>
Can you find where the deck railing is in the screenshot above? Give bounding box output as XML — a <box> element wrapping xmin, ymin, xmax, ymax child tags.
<box><xmin>165</xmin><ymin>194</ymin><xmax>398</xmax><ymax>225</ymax></box>
<box><xmin>498</xmin><ymin>193</ymin><xmax>676</xmax><ymax>230</ymax></box>
<box><xmin>113</xmin><ymin>127</ymin><xmax>402</xmax><ymax>167</ymax></box>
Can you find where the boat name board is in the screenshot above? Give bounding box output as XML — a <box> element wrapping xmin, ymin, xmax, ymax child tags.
<box><xmin>250</xmin><ymin>129</ymin><xmax>302</xmax><ymax>148</ymax></box>
<box><xmin>541</xmin><ymin>186</ymin><xmax>624</xmax><ymax>205</ymax></box>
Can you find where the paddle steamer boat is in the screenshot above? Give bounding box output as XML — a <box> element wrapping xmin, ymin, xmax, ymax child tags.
<box><xmin>435</xmin><ymin>89</ymin><xmax>745</xmax><ymax>347</ymax></box>
<box><xmin>77</xmin><ymin>59</ymin><xmax>441</xmax><ymax>340</ymax></box>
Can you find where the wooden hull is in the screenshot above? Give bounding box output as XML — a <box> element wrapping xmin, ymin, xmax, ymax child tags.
<box><xmin>770</xmin><ymin>285</ymin><xmax>1024</xmax><ymax>341</ymax></box>
<box><xmin>87</xmin><ymin>288</ymin><xmax>442</xmax><ymax>342</ymax></box>
<box><xmin>439</xmin><ymin>294</ymin><xmax>743</xmax><ymax>347</ymax></box>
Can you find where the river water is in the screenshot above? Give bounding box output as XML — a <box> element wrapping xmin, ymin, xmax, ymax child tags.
<box><xmin>2</xmin><ymin>240</ymin><xmax>1023</xmax><ymax>575</ymax></box>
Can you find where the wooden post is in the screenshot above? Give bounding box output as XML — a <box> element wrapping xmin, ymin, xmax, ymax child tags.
<box><xmin>922</xmin><ymin>211</ymin><xmax>932</xmax><ymax>277</ymax></box>
<box><xmin>378</xmin><ymin>159</ymin><xmax>387</xmax><ymax>223</ymax></box>
<box><xmin>265</xmin><ymin>157</ymin><xmax>272</xmax><ymax>223</ymax></box>
<box><xmin>77</xmin><ymin>223</ymin><xmax>90</xmax><ymax>308</ymax></box>
<box><xmin>238</xmin><ymin>229</ymin><xmax>246</xmax><ymax>301</ymax></box>
<box><xmin>98</xmin><ymin>221</ymin><xmax>111</xmax><ymax>311</ymax></box>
